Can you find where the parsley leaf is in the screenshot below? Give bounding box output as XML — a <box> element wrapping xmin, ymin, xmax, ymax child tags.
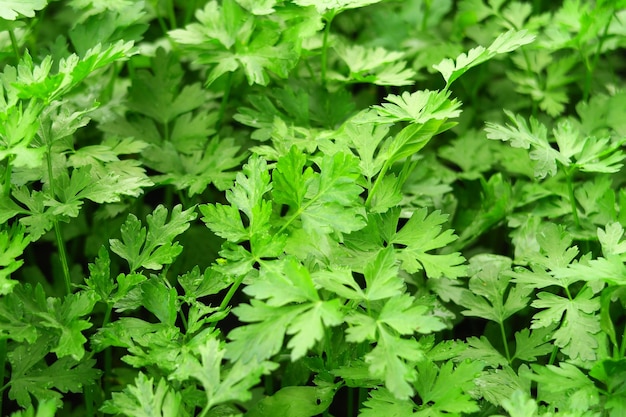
<box><xmin>433</xmin><ymin>30</ymin><xmax>535</xmax><ymax>87</ymax></box>
<box><xmin>101</xmin><ymin>373</ymin><xmax>187</xmax><ymax>417</ymax></box>
<box><xmin>110</xmin><ymin>204</ymin><xmax>197</xmax><ymax>272</ymax></box>
<box><xmin>0</xmin><ymin>0</ymin><xmax>47</xmax><ymax>20</ymax></box>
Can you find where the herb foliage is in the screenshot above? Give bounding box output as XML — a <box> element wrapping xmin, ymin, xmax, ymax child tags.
<box><xmin>1</xmin><ymin>0</ymin><xmax>626</xmax><ymax>416</ymax></box>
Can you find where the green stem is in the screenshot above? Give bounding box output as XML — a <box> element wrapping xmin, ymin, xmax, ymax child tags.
<box><xmin>84</xmin><ymin>384</ymin><xmax>95</xmax><ymax>417</ymax></box>
<box><xmin>548</xmin><ymin>344</ymin><xmax>559</xmax><ymax>365</ymax></box>
<box><xmin>364</xmin><ymin>162</ymin><xmax>391</xmax><ymax>207</ymax></box>
<box><xmin>184</xmin><ymin>0</ymin><xmax>198</xmax><ymax>25</ymax></box>
<box><xmin>0</xmin><ymin>338</ymin><xmax>6</xmax><ymax>415</ymax></box>
<box><xmin>584</xmin><ymin>12</ymin><xmax>613</xmax><ymax>101</ymax></box>
<box><xmin>565</xmin><ymin>169</ymin><xmax>580</xmax><ymax>228</ymax></box>
<box><xmin>320</xmin><ymin>14</ymin><xmax>334</xmax><ymax>87</ymax></box>
<box><xmin>499</xmin><ymin>321</ymin><xmax>512</xmax><ymax>363</ymax></box>
<box><xmin>54</xmin><ymin>220</ymin><xmax>72</xmax><ymax>294</ymax></box>
<box><xmin>216</xmin><ymin>72</ymin><xmax>233</xmax><ymax>131</ymax></box>
<box><xmin>167</xmin><ymin>0</ymin><xmax>177</xmax><ymax>29</ymax></box>
<box><xmin>421</xmin><ymin>0</ymin><xmax>431</xmax><ymax>32</ymax></box>
<box><xmin>2</xmin><ymin>156</ymin><xmax>12</xmax><ymax>196</ymax></box>
<box><xmin>8</xmin><ymin>29</ymin><xmax>20</xmax><ymax>63</ymax></box>
<box><xmin>620</xmin><ymin>324</ymin><xmax>626</xmax><ymax>358</ymax></box>
<box><xmin>45</xmin><ymin>140</ymin><xmax>72</xmax><ymax>294</ymax></box>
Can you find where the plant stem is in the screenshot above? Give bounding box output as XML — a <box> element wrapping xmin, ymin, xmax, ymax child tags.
<box><xmin>565</xmin><ymin>169</ymin><xmax>580</xmax><ymax>228</ymax></box>
<box><xmin>499</xmin><ymin>321</ymin><xmax>512</xmax><ymax>363</ymax></box>
<box><xmin>84</xmin><ymin>384</ymin><xmax>95</xmax><ymax>417</ymax></box>
<box><xmin>620</xmin><ymin>324</ymin><xmax>626</xmax><ymax>358</ymax></box>
<box><xmin>2</xmin><ymin>156</ymin><xmax>12</xmax><ymax>196</ymax></box>
<box><xmin>548</xmin><ymin>344</ymin><xmax>559</xmax><ymax>365</ymax></box>
<box><xmin>216</xmin><ymin>72</ymin><xmax>233</xmax><ymax>131</ymax></box>
<box><xmin>167</xmin><ymin>0</ymin><xmax>177</xmax><ymax>29</ymax></box>
<box><xmin>421</xmin><ymin>0</ymin><xmax>431</xmax><ymax>32</ymax></box>
<box><xmin>583</xmin><ymin>13</ymin><xmax>613</xmax><ymax>101</ymax></box>
<box><xmin>8</xmin><ymin>29</ymin><xmax>20</xmax><ymax>63</ymax></box>
<box><xmin>208</xmin><ymin>273</ymin><xmax>246</xmax><ymax>331</ymax></box>
<box><xmin>45</xmin><ymin>137</ymin><xmax>72</xmax><ymax>294</ymax></box>
<box><xmin>321</xmin><ymin>14</ymin><xmax>334</xmax><ymax>87</ymax></box>
<box><xmin>54</xmin><ymin>220</ymin><xmax>72</xmax><ymax>294</ymax></box>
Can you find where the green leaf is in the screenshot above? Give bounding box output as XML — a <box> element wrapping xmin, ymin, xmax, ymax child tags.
<box><xmin>512</xmin><ymin>326</ymin><xmax>555</xmax><ymax>362</ymax></box>
<box><xmin>458</xmin><ymin>254</ymin><xmax>531</xmax><ymax>324</ymax></box>
<box><xmin>246</xmin><ymin>385</ymin><xmax>335</xmax><ymax>417</ymax></box>
<box><xmin>531</xmin><ymin>287</ymin><xmax>600</xmax><ymax>361</ymax></box>
<box><xmin>529</xmin><ymin>363</ymin><xmax>600</xmax><ymax>412</ymax></box>
<box><xmin>230</xmin><ymin>259</ymin><xmax>344</xmax><ymax>361</ymax></box>
<box><xmin>359</xmin><ymin>388</ymin><xmax>415</xmax><ymax>417</ymax></box>
<box><xmin>293</xmin><ymin>0</ymin><xmax>382</xmax><ymax>14</ymax></box>
<box><xmin>170</xmin><ymin>337</ymin><xmax>275</xmax><ymax>410</ymax></box>
<box><xmin>110</xmin><ymin>204</ymin><xmax>197</xmax><ymax>272</ymax></box>
<box><xmin>497</xmin><ymin>390</ymin><xmax>538</xmax><ymax>417</ymax></box>
<box><xmin>433</xmin><ymin>30</ymin><xmax>535</xmax><ymax>87</ymax></box>
<box><xmin>365</xmin><ymin>328</ymin><xmax>424</xmax><ymax>399</ymax></box>
<box><xmin>0</xmin><ymin>224</ymin><xmax>30</xmax><ymax>295</ymax></box>
<box><xmin>274</xmin><ymin>149</ymin><xmax>365</xmax><ymax>235</ymax></box>
<box><xmin>9</xmin><ymin>339</ymin><xmax>100</xmax><ymax>409</ymax></box>
<box><xmin>371</xmin><ymin>90</ymin><xmax>462</xmax><ymax>125</ymax></box>
<box><xmin>414</xmin><ymin>360</ymin><xmax>483</xmax><ymax>414</ymax></box>
<box><xmin>391</xmin><ymin>208</ymin><xmax>466</xmax><ymax>278</ymax></box>
<box><xmin>0</xmin><ymin>0</ymin><xmax>47</xmax><ymax>20</ymax></box>
<box><xmin>140</xmin><ymin>278</ymin><xmax>178</xmax><ymax>326</ymax></box>
<box><xmin>332</xmin><ymin>44</ymin><xmax>415</xmax><ymax>86</ymax></box>
<box><xmin>170</xmin><ymin>0</ymin><xmax>300</xmax><ymax>86</ymax></box>
<box><xmin>101</xmin><ymin>373</ymin><xmax>187</xmax><ymax>417</ymax></box>
<box><xmin>126</xmin><ymin>48</ymin><xmax>206</xmax><ymax>124</ymax></box>
<box><xmin>363</xmin><ymin>247</ymin><xmax>405</xmax><ymax>301</ymax></box>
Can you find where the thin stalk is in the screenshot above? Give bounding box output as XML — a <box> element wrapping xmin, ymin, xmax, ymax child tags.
<box><xmin>45</xmin><ymin>143</ymin><xmax>71</xmax><ymax>294</ymax></box>
<box><xmin>53</xmin><ymin>220</ymin><xmax>72</xmax><ymax>294</ymax></box>
<box><xmin>2</xmin><ymin>156</ymin><xmax>12</xmax><ymax>196</ymax></box>
<box><xmin>364</xmin><ymin>162</ymin><xmax>391</xmax><ymax>207</ymax></box>
<box><xmin>208</xmin><ymin>274</ymin><xmax>246</xmax><ymax>331</ymax></box>
<box><xmin>499</xmin><ymin>321</ymin><xmax>512</xmax><ymax>363</ymax></box>
<box><xmin>320</xmin><ymin>14</ymin><xmax>334</xmax><ymax>86</ymax></box>
<box><xmin>421</xmin><ymin>0</ymin><xmax>431</xmax><ymax>32</ymax></box>
<box><xmin>0</xmin><ymin>338</ymin><xmax>6</xmax><ymax>415</ymax></box>
<box><xmin>84</xmin><ymin>384</ymin><xmax>95</xmax><ymax>417</ymax></box>
<box><xmin>167</xmin><ymin>0</ymin><xmax>178</xmax><ymax>29</ymax></box>
<box><xmin>548</xmin><ymin>344</ymin><xmax>559</xmax><ymax>365</ymax></box>
<box><xmin>155</xmin><ymin>7</ymin><xmax>170</xmax><ymax>36</ymax></box>
<box><xmin>8</xmin><ymin>29</ymin><xmax>20</xmax><ymax>63</ymax></box>
<box><xmin>184</xmin><ymin>0</ymin><xmax>198</xmax><ymax>25</ymax></box>
<box><xmin>565</xmin><ymin>169</ymin><xmax>580</xmax><ymax>228</ymax></box>
<box><xmin>583</xmin><ymin>13</ymin><xmax>613</xmax><ymax>101</ymax></box>
<box><xmin>620</xmin><ymin>324</ymin><xmax>626</xmax><ymax>358</ymax></box>
<box><xmin>216</xmin><ymin>72</ymin><xmax>233</xmax><ymax>131</ymax></box>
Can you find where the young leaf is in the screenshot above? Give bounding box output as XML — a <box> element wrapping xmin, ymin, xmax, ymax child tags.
<box><xmin>458</xmin><ymin>254</ymin><xmax>531</xmax><ymax>324</ymax></box>
<box><xmin>101</xmin><ymin>373</ymin><xmax>187</xmax><ymax>417</ymax></box>
<box><xmin>110</xmin><ymin>204</ymin><xmax>197</xmax><ymax>272</ymax></box>
<box><xmin>433</xmin><ymin>30</ymin><xmax>535</xmax><ymax>87</ymax></box>
<box><xmin>414</xmin><ymin>360</ymin><xmax>483</xmax><ymax>414</ymax></box>
<box><xmin>170</xmin><ymin>0</ymin><xmax>300</xmax><ymax>85</ymax></box>
<box><xmin>169</xmin><ymin>337</ymin><xmax>275</xmax><ymax>411</ymax></box>
<box><xmin>246</xmin><ymin>385</ymin><xmax>335</xmax><ymax>417</ymax></box>
<box><xmin>0</xmin><ymin>0</ymin><xmax>47</xmax><ymax>20</ymax></box>
<box><xmin>391</xmin><ymin>208</ymin><xmax>466</xmax><ymax>278</ymax></box>
<box><xmin>0</xmin><ymin>224</ymin><xmax>30</xmax><ymax>295</ymax></box>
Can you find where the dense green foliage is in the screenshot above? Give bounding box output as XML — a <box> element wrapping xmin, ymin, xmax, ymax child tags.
<box><xmin>1</xmin><ymin>0</ymin><xmax>626</xmax><ymax>416</ymax></box>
